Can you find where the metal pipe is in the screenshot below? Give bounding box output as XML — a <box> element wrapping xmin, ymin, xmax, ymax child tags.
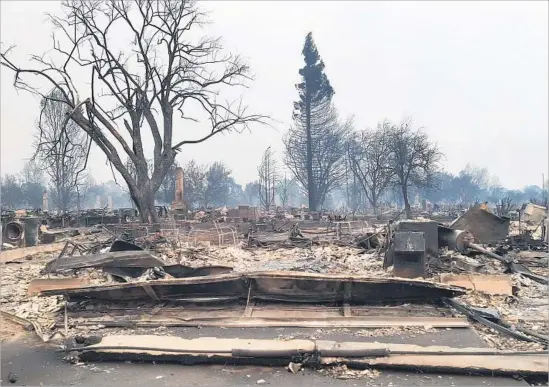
<box><xmin>437</xmin><ymin>227</ymin><xmax>474</xmax><ymax>253</ymax></box>
<box><xmin>467</xmin><ymin>242</ymin><xmax>510</xmax><ymax>263</ymax></box>
<box><xmin>232</xmin><ymin>348</ymin><xmax>308</xmax><ymax>358</ymax></box>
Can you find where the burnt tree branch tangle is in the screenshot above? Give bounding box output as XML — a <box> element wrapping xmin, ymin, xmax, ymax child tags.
<box><xmin>0</xmin><ymin>0</ymin><xmax>268</xmax><ymax>223</ymax></box>
<box><xmin>346</xmin><ymin>120</ymin><xmax>394</xmax><ymax>217</ymax></box>
<box><xmin>386</xmin><ymin>118</ymin><xmax>443</xmax><ymax>219</ymax></box>
<box><xmin>276</xmin><ymin>175</ymin><xmax>294</xmax><ymax>209</ymax></box>
<box><xmin>33</xmin><ymin>89</ymin><xmax>91</xmax><ymax>213</ymax></box>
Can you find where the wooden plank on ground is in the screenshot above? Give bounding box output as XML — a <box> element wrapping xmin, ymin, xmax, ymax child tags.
<box><xmin>61</xmin><ymin>316</ymin><xmax>470</xmax><ymax>329</ymax></box>
<box><xmin>77</xmin><ymin>335</ymin><xmax>547</xmax><ymax>375</ymax></box>
<box><xmin>0</xmin><ymin>242</ymin><xmax>66</xmax><ymax>263</ymax></box>
<box><xmin>322</xmin><ymin>355</ymin><xmax>547</xmax><ymax>376</ymax></box>
<box><xmin>28</xmin><ymin>278</ymin><xmax>89</xmax><ymax>296</ymax></box>
<box><xmin>439</xmin><ymin>274</ymin><xmax>512</xmax><ymax>295</ymax></box>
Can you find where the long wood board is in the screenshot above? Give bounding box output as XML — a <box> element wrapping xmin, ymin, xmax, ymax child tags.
<box><xmin>61</xmin><ymin>316</ymin><xmax>470</xmax><ymax>329</ymax></box>
<box><xmin>77</xmin><ymin>335</ymin><xmax>547</xmax><ymax>375</ymax></box>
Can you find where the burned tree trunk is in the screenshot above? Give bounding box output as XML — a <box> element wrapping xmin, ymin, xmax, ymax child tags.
<box><xmin>305</xmin><ymin>94</ymin><xmax>316</xmax><ymax>210</ymax></box>
<box><xmin>1</xmin><ymin>1</ymin><xmax>266</xmax><ymax>224</ymax></box>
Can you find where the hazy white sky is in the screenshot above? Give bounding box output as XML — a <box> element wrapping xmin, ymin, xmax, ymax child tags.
<box><xmin>1</xmin><ymin>0</ymin><xmax>547</xmax><ymax>189</ymax></box>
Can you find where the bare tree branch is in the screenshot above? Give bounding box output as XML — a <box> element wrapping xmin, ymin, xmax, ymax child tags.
<box><xmin>386</xmin><ymin>117</ymin><xmax>443</xmax><ymax>219</ymax></box>
<box><xmin>257</xmin><ymin>147</ymin><xmax>278</xmax><ymax>212</ymax></box>
<box><xmin>1</xmin><ymin>0</ymin><xmax>267</xmax><ymax>222</ymax></box>
<box><xmin>346</xmin><ymin>121</ymin><xmax>394</xmax><ymax>216</ymax></box>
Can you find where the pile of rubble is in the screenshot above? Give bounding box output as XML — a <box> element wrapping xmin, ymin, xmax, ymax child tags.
<box><xmin>0</xmin><ymin>203</ymin><xmax>547</xmax><ymax>381</ymax></box>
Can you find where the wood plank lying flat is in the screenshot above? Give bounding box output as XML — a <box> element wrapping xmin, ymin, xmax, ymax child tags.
<box><xmin>77</xmin><ymin>335</ymin><xmax>547</xmax><ymax>375</ymax></box>
<box><xmin>0</xmin><ymin>311</ymin><xmax>34</xmax><ymax>330</ymax></box>
<box><xmin>62</xmin><ymin>316</ymin><xmax>470</xmax><ymax>329</ymax></box>
<box><xmin>85</xmin><ymin>335</ymin><xmax>316</xmax><ymax>355</ymax></box>
<box><xmin>439</xmin><ymin>274</ymin><xmax>512</xmax><ymax>296</ymax></box>
<box><xmin>322</xmin><ymin>355</ymin><xmax>547</xmax><ymax>376</ymax></box>
<box><xmin>38</xmin><ymin>271</ymin><xmax>466</xmax><ymax>304</ymax></box>
<box><xmin>0</xmin><ymin>242</ymin><xmax>66</xmax><ymax>263</ymax></box>
<box><xmin>28</xmin><ymin>278</ymin><xmax>89</xmax><ymax>296</ymax></box>
<box><xmin>72</xmin><ymin>335</ymin><xmax>540</xmax><ymax>355</ymax></box>
<box><xmin>67</xmin><ymin>305</ymin><xmax>446</xmax><ymax>318</ymax></box>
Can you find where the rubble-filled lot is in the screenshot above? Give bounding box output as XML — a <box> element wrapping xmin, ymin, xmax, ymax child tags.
<box><xmin>1</xmin><ymin>209</ymin><xmax>548</xmax><ymax>382</ymax></box>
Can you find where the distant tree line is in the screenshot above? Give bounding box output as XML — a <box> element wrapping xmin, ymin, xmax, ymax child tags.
<box><xmin>280</xmin><ymin>33</ymin><xmax>442</xmax><ymax>218</ymax></box>
<box><xmin>1</xmin><ymin>161</ymin><xmax>46</xmax><ymax>210</ymax></box>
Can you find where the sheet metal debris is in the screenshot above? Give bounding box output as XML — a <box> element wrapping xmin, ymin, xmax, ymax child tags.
<box><xmin>37</xmin><ymin>271</ymin><xmax>466</xmax><ymax>303</ymax></box>
<box><xmin>450</xmin><ymin>207</ymin><xmax>510</xmax><ymax>244</ymax></box>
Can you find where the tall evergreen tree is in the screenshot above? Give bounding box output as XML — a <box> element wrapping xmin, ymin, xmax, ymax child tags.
<box><xmin>285</xmin><ymin>32</ymin><xmax>348</xmax><ymax>211</ymax></box>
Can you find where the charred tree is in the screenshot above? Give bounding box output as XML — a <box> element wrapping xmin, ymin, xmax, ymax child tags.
<box><xmin>257</xmin><ymin>147</ymin><xmax>278</xmax><ymax>212</ymax></box>
<box><xmin>19</xmin><ymin>161</ymin><xmax>47</xmax><ymax>209</ymax></box>
<box><xmin>346</xmin><ymin>122</ymin><xmax>394</xmax><ymax>217</ymax></box>
<box><xmin>245</xmin><ymin>181</ymin><xmax>260</xmax><ymax>206</ymax></box>
<box><xmin>0</xmin><ymin>175</ymin><xmax>23</xmax><ymax>209</ymax></box>
<box><xmin>1</xmin><ymin>0</ymin><xmax>266</xmax><ymax>223</ymax></box>
<box><xmin>183</xmin><ymin>160</ymin><xmax>207</xmax><ymax>210</ymax></box>
<box><xmin>285</xmin><ymin>32</ymin><xmax>346</xmax><ymax>211</ymax></box>
<box><xmin>276</xmin><ymin>175</ymin><xmax>293</xmax><ymax>208</ymax></box>
<box><xmin>387</xmin><ymin>118</ymin><xmax>442</xmax><ymax>219</ymax></box>
<box><xmin>204</xmin><ymin>162</ymin><xmax>231</xmax><ymax>208</ymax></box>
<box><xmin>343</xmin><ymin>151</ymin><xmax>366</xmax><ymax>218</ymax></box>
<box><xmin>496</xmin><ymin>197</ymin><xmax>514</xmax><ymax>217</ymax></box>
<box><xmin>156</xmin><ymin>161</ymin><xmax>180</xmax><ymax>206</ymax></box>
<box><xmin>34</xmin><ymin>89</ymin><xmax>90</xmax><ymax>213</ymax></box>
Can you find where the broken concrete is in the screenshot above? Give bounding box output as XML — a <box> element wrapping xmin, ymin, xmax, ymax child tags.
<box><xmin>0</xmin><ymin>209</ymin><xmax>546</xmax><ymax>381</ymax></box>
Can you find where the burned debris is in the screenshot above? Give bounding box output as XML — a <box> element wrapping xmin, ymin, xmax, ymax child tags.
<box><xmin>0</xmin><ymin>0</ymin><xmax>545</xmax><ymax>384</ymax></box>
<box><xmin>0</xmin><ymin>201</ymin><xmax>547</xmax><ymax>382</ymax></box>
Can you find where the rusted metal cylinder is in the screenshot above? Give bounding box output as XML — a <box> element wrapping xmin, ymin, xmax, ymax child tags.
<box><xmin>437</xmin><ymin>226</ymin><xmax>473</xmax><ymax>253</ymax></box>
